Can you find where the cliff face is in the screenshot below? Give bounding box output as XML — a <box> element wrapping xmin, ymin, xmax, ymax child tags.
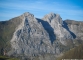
<box><xmin>0</xmin><ymin>12</ymin><xmax>83</xmax><ymax>58</ymax></box>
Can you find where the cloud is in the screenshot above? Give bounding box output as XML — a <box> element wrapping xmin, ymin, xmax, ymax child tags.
<box><xmin>0</xmin><ymin>0</ymin><xmax>83</xmax><ymax>21</ymax></box>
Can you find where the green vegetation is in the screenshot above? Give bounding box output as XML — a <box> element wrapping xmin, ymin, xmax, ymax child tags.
<box><xmin>0</xmin><ymin>17</ymin><xmax>22</xmax><ymax>55</ymax></box>
<box><xmin>0</xmin><ymin>56</ymin><xmax>19</xmax><ymax>60</ymax></box>
<box><xmin>54</xmin><ymin>39</ymin><xmax>74</xmax><ymax>53</ymax></box>
<box><xmin>57</xmin><ymin>44</ymin><xmax>83</xmax><ymax>60</ymax></box>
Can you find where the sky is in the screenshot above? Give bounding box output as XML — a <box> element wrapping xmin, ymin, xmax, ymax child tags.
<box><xmin>0</xmin><ymin>0</ymin><xmax>83</xmax><ymax>21</ymax></box>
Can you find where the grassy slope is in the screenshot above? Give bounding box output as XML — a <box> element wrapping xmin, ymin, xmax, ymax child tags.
<box><xmin>0</xmin><ymin>56</ymin><xmax>19</xmax><ymax>60</ymax></box>
<box><xmin>0</xmin><ymin>17</ymin><xmax>22</xmax><ymax>55</ymax></box>
<box><xmin>57</xmin><ymin>44</ymin><xmax>83</xmax><ymax>60</ymax></box>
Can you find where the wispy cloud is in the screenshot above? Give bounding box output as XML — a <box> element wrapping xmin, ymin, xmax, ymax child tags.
<box><xmin>0</xmin><ymin>0</ymin><xmax>83</xmax><ymax>21</ymax></box>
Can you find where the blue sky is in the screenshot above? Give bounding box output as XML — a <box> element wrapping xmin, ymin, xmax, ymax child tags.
<box><xmin>0</xmin><ymin>0</ymin><xmax>83</xmax><ymax>21</ymax></box>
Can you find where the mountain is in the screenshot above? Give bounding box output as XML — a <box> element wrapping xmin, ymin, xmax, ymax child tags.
<box><xmin>0</xmin><ymin>12</ymin><xmax>83</xmax><ymax>60</ymax></box>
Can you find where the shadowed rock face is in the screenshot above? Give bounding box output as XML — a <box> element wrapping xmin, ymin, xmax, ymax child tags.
<box><xmin>1</xmin><ymin>12</ymin><xmax>82</xmax><ymax>57</ymax></box>
<box><xmin>36</xmin><ymin>18</ymin><xmax>56</xmax><ymax>44</ymax></box>
<box><xmin>64</xmin><ymin>20</ymin><xmax>83</xmax><ymax>40</ymax></box>
<box><xmin>63</xmin><ymin>21</ymin><xmax>76</xmax><ymax>39</ymax></box>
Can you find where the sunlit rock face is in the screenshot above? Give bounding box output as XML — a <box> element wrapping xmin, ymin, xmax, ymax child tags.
<box><xmin>7</xmin><ymin>12</ymin><xmax>77</xmax><ymax>56</ymax></box>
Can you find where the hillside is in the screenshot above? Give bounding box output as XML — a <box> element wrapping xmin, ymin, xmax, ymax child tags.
<box><xmin>57</xmin><ymin>44</ymin><xmax>83</xmax><ymax>60</ymax></box>
<box><xmin>0</xmin><ymin>17</ymin><xmax>22</xmax><ymax>55</ymax></box>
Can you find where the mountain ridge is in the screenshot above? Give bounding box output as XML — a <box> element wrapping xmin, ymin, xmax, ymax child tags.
<box><xmin>0</xmin><ymin>12</ymin><xmax>83</xmax><ymax>60</ymax></box>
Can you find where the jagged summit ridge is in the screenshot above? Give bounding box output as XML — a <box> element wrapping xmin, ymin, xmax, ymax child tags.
<box><xmin>42</xmin><ymin>12</ymin><xmax>62</xmax><ymax>24</ymax></box>
<box><xmin>43</xmin><ymin>12</ymin><xmax>56</xmax><ymax>20</ymax></box>
<box><xmin>22</xmin><ymin>12</ymin><xmax>34</xmax><ymax>17</ymax></box>
<box><xmin>43</xmin><ymin>12</ymin><xmax>60</xmax><ymax>19</ymax></box>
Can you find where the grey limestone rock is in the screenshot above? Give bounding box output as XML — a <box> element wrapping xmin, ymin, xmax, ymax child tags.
<box><xmin>7</xmin><ymin>12</ymin><xmax>83</xmax><ymax>58</ymax></box>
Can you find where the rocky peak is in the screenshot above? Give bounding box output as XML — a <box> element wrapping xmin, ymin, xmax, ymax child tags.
<box><xmin>44</xmin><ymin>13</ymin><xmax>56</xmax><ymax>19</ymax></box>
<box><xmin>19</xmin><ymin>12</ymin><xmax>38</xmax><ymax>23</ymax></box>
<box><xmin>43</xmin><ymin>13</ymin><xmax>59</xmax><ymax>20</ymax></box>
<box><xmin>22</xmin><ymin>12</ymin><xmax>34</xmax><ymax>18</ymax></box>
<box><xmin>42</xmin><ymin>12</ymin><xmax>62</xmax><ymax>25</ymax></box>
